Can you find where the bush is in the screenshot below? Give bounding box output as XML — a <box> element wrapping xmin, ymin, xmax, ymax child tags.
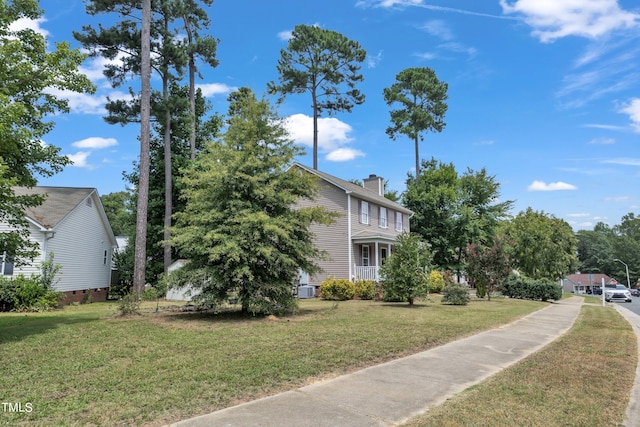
<box><xmin>117</xmin><ymin>293</ymin><xmax>141</xmax><ymax>316</ymax></box>
<box><xmin>7</xmin><ymin>275</ymin><xmax>60</xmax><ymax>312</ymax></box>
<box><xmin>320</xmin><ymin>278</ymin><xmax>355</xmax><ymax>301</ymax></box>
<box><xmin>354</xmin><ymin>280</ymin><xmax>376</xmax><ymax>300</ymax></box>
<box><xmin>0</xmin><ymin>277</ymin><xmax>18</xmax><ymax>311</ymax></box>
<box><xmin>427</xmin><ymin>271</ymin><xmax>445</xmax><ymax>293</ymax></box>
<box><xmin>441</xmin><ymin>284</ymin><xmax>471</xmax><ymax>305</ymax></box>
<box><xmin>502</xmin><ymin>274</ymin><xmax>562</xmax><ymax>301</ymax></box>
<box><xmin>142</xmin><ymin>287</ymin><xmax>159</xmax><ymax>301</ymax></box>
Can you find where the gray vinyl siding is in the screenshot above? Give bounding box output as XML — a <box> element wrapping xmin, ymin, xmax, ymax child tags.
<box><xmin>296</xmin><ymin>180</ymin><xmax>349</xmax><ymax>286</ymax></box>
<box><xmin>45</xmin><ymin>193</ymin><xmax>113</xmax><ymax>292</ymax></box>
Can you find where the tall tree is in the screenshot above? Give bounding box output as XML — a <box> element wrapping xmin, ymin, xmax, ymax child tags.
<box><xmin>268</xmin><ymin>24</ymin><xmax>366</xmax><ymax>170</ymax></box>
<box><xmin>75</xmin><ymin>0</ymin><xmax>218</xmax><ymax>279</ymax></box>
<box><xmin>404</xmin><ymin>158</ymin><xmax>512</xmax><ymax>275</ymax></box>
<box><xmin>179</xmin><ymin>0</ymin><xmax>219</xmax><ymax>159</ymax></box>
<box><xmin>0</xmin><ymin>0</ymin><xmax>94</xmax><ymax>264</ymax></box>
<box><xmin>383</xmin><ymin>67</ymin><xmax>448</xmax><ymax>175</ymax></box>
<box><xmin>501</xmin><ymin>208</ymin><xmax>578</xmax><ymax>280</ymax></box>
<box><xmin>136</xmin><ymin>0</ymin><xmax>152</xmax><ymax>294</ymax></box>
<box><xmin>169</xmin><ymin>90</ymin><xmax>334</xmax><ymax>314</ymax></box>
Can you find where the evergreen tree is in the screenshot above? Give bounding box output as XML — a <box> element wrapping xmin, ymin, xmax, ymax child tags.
<box><xmin>268</xmin><ymin>24</ymin><xmax>366</xmax><ymax>170</ymax></box>
<box><xmin>383</xmin><ymin>67</ymin><xmax>448</xmax><ymax>175</ymax></box>
<box><xmin>169</xmin><ymin>90</ymin><xmax>334</xmax><ymax>315</ymax></box>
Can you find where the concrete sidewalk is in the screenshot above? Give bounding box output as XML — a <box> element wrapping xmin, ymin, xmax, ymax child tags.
<box><xmin>170</xmin><ymin>297</ymin><xmax>584</xmax><ymax>427</ymax></box>
<box><xmin>614</xmin><ymin>304</ymin><xmax>640</xmax><ymax>427</ymax></box>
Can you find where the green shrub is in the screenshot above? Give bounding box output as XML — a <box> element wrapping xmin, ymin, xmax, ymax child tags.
<box><xmin>475</xmin><ymin>284</ymin><xmax>486</xmax><ymax>298</ymax></box>
<box><xmin>427</xmin><ymin>270</ymin><xmax>445</xmax><ymax>293</ymax></box>
<box><xmin>0</xmin><ymin>277</ymin><xmax>18</xmax><ymax>311</ymax></box>
<box><xmin>502</xmin><ymin>273</ymin><xmax>562</xmax><ymax>301</ymax></box>
<box><xmin>117</xmin><ymin>293</ymin><xmax>141</xmax><ymax>316</ymax></box>
<box><xmin>12</xmin><ymin>275</ymin><xmax>60</xmax><ymax>312</ymax></box>
<box><xmin>320</xmin><ymin>278</ymin><xmax>355</xmax><ymax>301</ymax></box>
<box><xmin>142</xmin><ymin>287</ymin><xmax>159</xmax><ymax>301</ymax></box>
<box><xmin>354</xmin><ymin>280</ymin><xmax>376</xmax><ymax>300</ymax></box>
<box><xmin>441</xmin><ymin>284</ymin><xmax>471</xmax><ymax>305</ymax></box>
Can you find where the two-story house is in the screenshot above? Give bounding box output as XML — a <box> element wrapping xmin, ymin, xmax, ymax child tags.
<box><xmin>293</xmin><ymin>163</ymin><xmax>413</xmax><ymax>289</ymax></box>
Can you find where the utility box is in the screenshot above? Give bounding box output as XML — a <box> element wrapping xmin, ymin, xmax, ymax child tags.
<box><xmin>297</xmin><ymin>285</ymin><xmax>315</xmax><ymax>299</ymax></box>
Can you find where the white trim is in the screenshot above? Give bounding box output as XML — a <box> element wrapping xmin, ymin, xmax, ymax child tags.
<box><xmin>362</xmin><ymin>245</ymin><xmax>370</xmax><ymax>267</ymax></box>
<box><xmin>347</xmin><ymin>193</ymin><xmax>353</xmax><ymax>281</ymax></box>
<box><xmin>379</xmin><ymin>207</ymin><xmax>388</xmax><ymax>228</ymax></box>
<box><xmin>360</xmin><ymin>200</ymin><xmax>369</xmax><ymax>224</ymax></box>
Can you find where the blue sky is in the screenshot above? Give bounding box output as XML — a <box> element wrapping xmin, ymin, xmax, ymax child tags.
<box><xmin>13</xmin><ymin>0</ymin><xmax>640</xmax><ymax>230</ymax></box>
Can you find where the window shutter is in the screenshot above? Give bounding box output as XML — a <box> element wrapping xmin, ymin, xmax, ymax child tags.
<box><xmin>358</xmin><ymin>200</ymin><xmax>362</xmax><ymax>223</ymax></box>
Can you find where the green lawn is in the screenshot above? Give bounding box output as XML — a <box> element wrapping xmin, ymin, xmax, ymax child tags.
<box><xmin>0</xmin><ymin>296</ymin><xmax>546</xmax><ymax>426</ymax></box>
<box><xmin>405</xmin><ymin>304</ymin><xmax>637</xmax><ymax>427</ymax></box>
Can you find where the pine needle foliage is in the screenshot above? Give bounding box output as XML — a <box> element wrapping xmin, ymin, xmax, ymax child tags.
<box><xmin>169</xmin><ymin>90</ymin><xmax>334</xmax><ymax>315</ymax></box>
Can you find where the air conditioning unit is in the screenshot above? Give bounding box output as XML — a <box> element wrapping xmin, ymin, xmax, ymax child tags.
<box><xmin>297</xmin><ymin>285</ymin><xmax>315</xmax><ymax>299</ymax></box>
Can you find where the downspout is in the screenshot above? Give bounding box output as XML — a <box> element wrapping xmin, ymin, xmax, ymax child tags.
<box><xmin>347</xmin><ymin>192</ymin><xmax>353</xmax><ymax>282</ymax></box>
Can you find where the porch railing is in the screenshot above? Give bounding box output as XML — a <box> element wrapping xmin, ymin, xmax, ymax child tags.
<box><xmin>354</xmin><ymin>265</ymin><xmax>380</xmax><ymax>282</ymax></box>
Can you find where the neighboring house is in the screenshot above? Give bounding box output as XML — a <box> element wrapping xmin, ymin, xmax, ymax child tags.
<box><xmin>165</xmin><ymin>259</ymin><xmax>201</xmax><ymax>301</ymax></box>
<box><xmin>292</xmin><ymin>163</ymin><xmax>413</xmax><ymax>289</ymax></box>
<box><xmin>563</xmin><ymin>273</ymin><xmax>617</xmax><ymax>294</ymax></box>
<box><xmin>0</xmin><ymin>187</ymin><xmax>117</xmax><ymax>304</ymax></box>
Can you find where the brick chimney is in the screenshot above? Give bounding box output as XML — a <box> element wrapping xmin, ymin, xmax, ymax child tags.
<box><xmin>363</xmin><ymin>174</ymin><xmax>384</xmax><ymax>196</ymax></box>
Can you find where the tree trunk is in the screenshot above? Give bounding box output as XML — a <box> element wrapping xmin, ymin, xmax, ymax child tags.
<box><xmin>312</xmin><ymin>79</ymin><xmax>318</xmax><ymax>170</ymax></box>
<box><xmin>184</xmin><ymin>14</ymin><xmax>197</xmax><ymax>160</ymax></box>
<box><xmin>414</xmin><ymin>135</ymin><xmax>420</xmax><ymax>177</ymax></box>
<box><xmin>163</xmin><ymin>76</ymin><xmax>172</xmax><ymax>275</ymax></box>
<box><xmin>134</xmin><ymin>0</ymin><xmax>152</xmax><ymax>294</ymax></box>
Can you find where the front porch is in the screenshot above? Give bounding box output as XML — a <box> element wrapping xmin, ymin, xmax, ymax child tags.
<box><xmin>352</xmin><ymin>234</ymin><xmax>395</xmax><ymax>282</ymax></box>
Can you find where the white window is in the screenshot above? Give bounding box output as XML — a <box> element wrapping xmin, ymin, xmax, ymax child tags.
<box><xmin>362</xmin><ymin>245</ymin><xmax>370</xmax><ymax>267</ymax></box>
<box><xmin>379</xmin><ymin>207</ymin><xmax>388</xmax><ymax>228</ymax></box>
<box><xmin>360</xmin><ymin>201</ymin><xmax>369</xmax><ymax>224</ymax></box>
<box><xmin>1</xmin><ymin>252</ymin><xmax>14</xmax><ymax>276</ymax></box>
<box><xmin>395</xmin><ymin>212</ymin><xmax>403</xmax><ymax>231</ymax></box>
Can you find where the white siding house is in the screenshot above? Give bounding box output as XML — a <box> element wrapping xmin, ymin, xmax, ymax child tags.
<box><xmin>1</xmin><ymin>187</ymin><xmax>117</xmax><ymax>304</ymax></box>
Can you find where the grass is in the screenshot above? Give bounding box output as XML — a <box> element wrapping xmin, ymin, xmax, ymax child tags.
<box><xmin>404</xmin><ymin>304</ymin><xmax>638</xmax><ymax>427</ymax></box>
<box><xmin>0</xmin><ymin>296</ymin><xmax>545</xmax><ymax>426</ymax></box>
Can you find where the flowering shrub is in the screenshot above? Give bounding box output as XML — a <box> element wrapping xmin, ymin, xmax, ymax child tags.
<box><xmin>427</xmin><ymin>270</ymin><xmax>445</xmax><ymax>293</ymax></box>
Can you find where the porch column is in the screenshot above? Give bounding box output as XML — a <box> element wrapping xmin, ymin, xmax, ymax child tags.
<box><xmin>375</xmin><ymin>241</ymin><xmax>379</xmax><ymax>281</ymax></box>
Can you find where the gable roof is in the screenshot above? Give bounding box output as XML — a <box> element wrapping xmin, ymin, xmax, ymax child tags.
<box><xmin>565</xmin><ymin>273</ymin><xmax>616</xmax><ymax>286</ymax></box>
<box><xmin>14</xmin><ymin>187</ymin><xmax>96</xmax><ymax>229</ymax></box>
<box><xmin>292</xmin><ymin>163</ymin><xmax>413</xmax><ymax>215</ymax></box>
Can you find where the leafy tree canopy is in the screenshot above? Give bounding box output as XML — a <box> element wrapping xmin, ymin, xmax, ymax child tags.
<box><xmin>404</xmin><ymin>158</ymin><xmax>513</xmax><ymax>275</ymax></box>
<box><xmin>0</xmin><ymin>0</ymin><xmax>94</xmax><ymax>263</ymax></box>
<box><xmin>501</xmin><ymin>208</ymin><xmax>578</xmax><ymax>280</ymax></box>
<box><xmin>169</xmin><ymin>90</ymin><xmax>335</xmax><ymax>315</ymax></box>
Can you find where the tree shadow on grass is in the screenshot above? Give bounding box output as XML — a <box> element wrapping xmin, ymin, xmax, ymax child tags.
<box><xmin>0</xmin><ymin>314</ymin><xmax>99</xmax><ymax>344</ymax></box>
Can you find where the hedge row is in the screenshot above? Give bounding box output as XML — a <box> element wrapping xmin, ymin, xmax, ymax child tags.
<box><xmin>502</xmin><ymin>274</ymin><xmax>562</xmax><ymax>302</ymax></box>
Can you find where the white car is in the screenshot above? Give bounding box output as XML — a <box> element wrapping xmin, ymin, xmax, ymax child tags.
<box><xmin>605</xmin><ymin>285</ymin><xmax>632</xmax><ymax>303</ymax></box>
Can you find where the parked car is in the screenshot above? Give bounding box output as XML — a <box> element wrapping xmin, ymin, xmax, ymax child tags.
<box><xmin>604</xmin><ymin>285</ymin><xmax>632</xmax><ymax>303</ymax></box>
<box><xmin>630</xmin><ymin>288</ymin><xmax>640</xmax><ymax>297</ymax></box>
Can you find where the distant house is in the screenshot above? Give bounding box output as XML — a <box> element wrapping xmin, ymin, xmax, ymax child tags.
<box><xmin>292</xmin><ymin>163</ymin><xmax>413</xmax><ymax>290</ymax></box>
<box><xmin>563</xmin><ymin>273</ymin><xmax>617</xmax><ymax>294</ymax></box>
<box><xmin>0</xmin><ymin>187</ymin><xmax>117</xmax><ymax>304</ymax></box>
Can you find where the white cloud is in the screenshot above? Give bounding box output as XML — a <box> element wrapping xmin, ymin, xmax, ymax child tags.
<box><xmin>583</xmin><ymin>123</ymin><xmax>627</xmax><ymax>131</ymax></box>
<box><xmin>284</xmin><ymin>114</ymin><xmax>365</xmax><ymax>162</ymax></box>
<box><xmin>285</xmin><ymin>114</ymin><xmax>354</xmax><ymax>151</ymax></box>
<box><xmin>67</xmin><ymin>151</ymin><xmax>93</xmax><ymax>169</ymax></box>
<box><xmin>602</xmin><ymin>157</ymin><xmax>640</xmax><ymax>166</ymax></box>
<box><xmin>414</xmin><ymin>52</ymin><xmax>437</xmax><ymax>60</ymax></box>
<box><xmin>277</xmin><ymin>30</ymin><xmax>293</xmax><ymax>41</ymax></box>
<box><xmin>196</xmin><ymin>83</ymin><xmax>238</xmax><ymax>97</ymax></box>
<box><xmin>604</xmin><ymin>196</ymin><xmax>633</xmax><ymax>202</ymax></box>
<box><xmin>8</xmin><ymin>17</ymin><xmax>50</xmax><ymax>37</ymax></box>
<box><xmin>326</xmin><ymin>148</ymin><xmax>365</xmax><ymax>162</ymax></box>
<box><xmin>567</xmin><ymin>213</ymin><xmax>591</xmax><ymax>218</ymax></box>
<box><xmin>588</xmin><ymin>137</ymin><xmax>615</xmax><ymax>144</ymax></box>
<box><xmin>619</xmin><ymin>98</ymin><xmax>640</xmax><ymax>132</ymax></box>
<box><xmin>420</xmin><ymin>20</ymin><xmax>454</xmax><ymax>40</ymax></box>
<box><xmin>72</xmin><ymin>137</ymin><xmax>118</xmax><ymax>149</ymax></box>
<box><xmin>367</xmin><ymin>50</ymin><xmax>383</xmax><ymax>68</ymax></box>
<box><xmin>527</xmin><ymin>180</ymin><xmax>578</xmax><ymax>191</ymax></box>
<box><xmin>500</xmin><ymin>0</ymin><xmax>640</xmax><ymax>43</ymax></box>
